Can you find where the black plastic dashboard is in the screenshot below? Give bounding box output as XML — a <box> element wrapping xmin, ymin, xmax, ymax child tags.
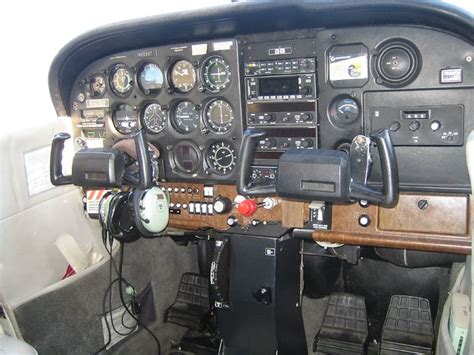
<box><xmin>50</xmin><ymin>1</ymin><xmax>474</xmax><ymax>193</ymax></box>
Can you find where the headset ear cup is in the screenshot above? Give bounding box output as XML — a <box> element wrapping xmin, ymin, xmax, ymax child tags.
<box><xmin>132</xmin><ymin>188</ymin><xmax>157</xmax><ymax>238</ymax></box>
<box><xmin>107</xmin><ymin>192</ymin><xmax>140</xmax><ymax>243</ymax></box>
<box><xmin>98</xmin><ymin>191</ymin><xmax>113</xmax><ymax>229</ymax></box>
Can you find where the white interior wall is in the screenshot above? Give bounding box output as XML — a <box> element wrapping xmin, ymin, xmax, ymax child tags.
<box><xmin>0</xmin><ymin>118</ymin><xmax>105</xmax><ymax>305</ymax></box>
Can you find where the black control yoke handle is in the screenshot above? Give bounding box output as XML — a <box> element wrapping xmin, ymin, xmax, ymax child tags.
<box><xmin>50</xmin><ymin>132</ymin><xmax>73</xmax><ymax>186</ymax></box>
<box><xmin>50</xmin><ymin>129</ymin><xmax>152</xmax><ymax>188</ymax></box>
<box><xmin>132</xmin><ymin>129</ymin><xmax>153</xmax><ymax>189</ymax></box>
<box><xmin>237</xmin><ymin>129</ymin><xmax>277</xmax><ymax>196</ymax></box>
<box><xmin>350</xmin><ymin>129</ymin><xmax>399</xmax><ymax>207</ymax></box>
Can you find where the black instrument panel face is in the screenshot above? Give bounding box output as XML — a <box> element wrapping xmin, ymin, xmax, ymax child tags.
<box><xmin>69</xmin><ymin>26</ymin><xmax>474</xmax><ymax>191</ymax></box>
<box><xmin>70</xmin><ymin>39</ymin><xmax>243</xmax><ymax>183</ymax></box>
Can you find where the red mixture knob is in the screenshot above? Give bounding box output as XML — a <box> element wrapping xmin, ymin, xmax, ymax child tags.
<box><xmin>237</xmin><ymin>199</ymin><xmax>258</xmax><ymax>217</ymax></box>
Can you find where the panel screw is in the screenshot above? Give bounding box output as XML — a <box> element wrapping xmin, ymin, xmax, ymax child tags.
<box><xmin>417</xmin><ymin>199</ymin><xmax>429</xmax><ymax>210</ymax></box>
<box><xmin>466</xmin><ymin>55</ymin><xmax>472</xmax><ymax>63</ymax></box>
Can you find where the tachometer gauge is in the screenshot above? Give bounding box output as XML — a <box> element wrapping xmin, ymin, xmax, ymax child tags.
<box><xmin>112</xmin><ymin>103</ymin><xmax>139</xmax><ymax>135</ymax></box>
<box><xmin>170</xmin><ymin>60</ymin><xmax>196</xmax><ymax>93</ymax></box>
<box><xmin>201</xmin><ymin>56</ymin><xmax>231</xmax><ymax>92</ymax></box>
<box><xmin>172</xmin><ymin>101</ymin><xmax>199</xmax><ymax>134</ymax></box>
<box><xmin>89</xmin><ymin>74</ymin><xmax>106</xmax><ymax>97</ymax></box>
<box><xmin>138</xmin><ymin>63</ymin><xmax>164</xmax><ymax>95</ymax></box>
<box><xmin>204</xmin><ymin>99</ymin><xmax>234</xmax><ymax>133</ymax></box>
<box><xmin>110</xmin><ymin>64</ymin><xmax>133</xmax><ymax>97</ymax></box>
<box><xmin>207</xmin><ymin>141</ymin><xmax>237</xmax><ymax>175</ymax></box>
<box><xmin>141</xmin><ymin>103</ymin><xmax>167</xmax><ymax>134</ymax></box>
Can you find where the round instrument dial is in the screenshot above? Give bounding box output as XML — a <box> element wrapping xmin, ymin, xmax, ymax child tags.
<box><xmin>201</xmin><ymin>56</ymin><xmax>231</xmax><ymax>92</ymax></box>
<box><xmin>90</xmin><ymin>74</ymin><xmax>106</xmax><ymax>97</ymax></box>
<box><xmin>138</xmin><ymin>63</ymin><xmax>164</xmax><ymax>95</ymax></box>
<box><xmin>172</xmin><ymin>101</ymin><xmax>199</xmax><ymax>134</ymax></box>
<box><xmin>110</xmin><ymin>64</ymin><xmax>133</xmax><ymax>96</ymax></box>
<box><xmin>328</xmin><ymin>96</ymin><xmax>360</xmax><ymax>126</ymax></box>
<box><xmin>141</xmin><ymin>103</ymin><xmax>167</xmax><ymax>134</ymax></box>
<box><xmin>207</xmin><ymin>141</ymin><xmax>237</xmax><ymax>175</ymax></box>
<box><xmin>173</xmin><ymin>142</ymin><xmax>201</xmax><ymax>174</ymax></box>
<box><xmin>170</xmin><ymin>60</ymin><xmax>196</xmax><ymax>93</ymax></box>
<box><xmin>112</xmin><ymin>103</ymin><xmax>139</xmax><ymax>135</ymax></box>
<box><xmin>204</xmin><ymin>99</ymin><xmax>234</xmax><ymax>133</ymax></box>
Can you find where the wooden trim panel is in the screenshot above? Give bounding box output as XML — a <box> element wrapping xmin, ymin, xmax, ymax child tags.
<box><xmin>162</xmin><ymin>182</ymin><xmax>471</xmax><ymax>254</ymax></box>
<box><xmin>312</xmin><ymin>193</ymin><xmax>471</xmax><ymax>254</ymax></box>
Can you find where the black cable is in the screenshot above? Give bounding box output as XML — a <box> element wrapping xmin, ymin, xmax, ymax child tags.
<box><xmin>106</xmin><ymin>234</ymin><xmax>133</xmax><ymax>337</ymax></box>
<box><xmin>104</xmin><ymin>231</ymin><xmax>136</xmax><ymax>337</ymax></box>
<box><xmin>94</xmin><ymin>231</ymin><xmax>135</xmax><ymax>354</ymax></box>
<box><xmin>118</xmin><ymin>243</ymin><xmax>161</xmax><ymax>355</ymax></box>
<box><xmin>94</xmin><ymin>277</ymin><xmax>120</xmax><ymax>354</ymax></box>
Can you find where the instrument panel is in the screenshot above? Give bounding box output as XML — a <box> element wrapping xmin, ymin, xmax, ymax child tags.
<box><xmin>53</xmin><ymin>2</ymin><xmax>474</xmax><ymax>254</ymax></box>
<box><xmin>70</xmin><ymin>25</ymin><xmax>474</xmax><ymax>192</ymax></box>
<box><xmin>70</xmin><ymin>39</ymin><xmax>243</xmax><ymax>183</ymax></box>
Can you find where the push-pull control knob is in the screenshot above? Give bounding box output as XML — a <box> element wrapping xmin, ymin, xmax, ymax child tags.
<box><xmin>237</xmin><ymin>199</ymin><xmax>258</xmax><ymax>217</ymax></box>
<box><xmin>213</xmin><ymin>196</ymin><xmax>233</xmax><ymax>214</ymax></box>
<box><xmin>226</xmin><ymin>215</ymin><xmax>238</xmax><ymax>227</ymax></box>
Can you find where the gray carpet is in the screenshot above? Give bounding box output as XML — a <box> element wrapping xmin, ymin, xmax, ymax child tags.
<box><xmin>13</xmin><ymin>237</ymin><xmax>199</xmax><ymax>355</ymax></box>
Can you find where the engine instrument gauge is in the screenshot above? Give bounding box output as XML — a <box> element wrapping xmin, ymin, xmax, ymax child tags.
<box><xmin>207</xmin><ymin>141</ymin><xmax>237</xmax><ymax>175</ymax></box>
<box><xmin>112</xmin><ymin>103</ymin><xmax>139</xmax><ymax>135</ymax></box>
<box><xmin>170</xmin><ymin>60</ymin><xmax>196</xmax><ymax>93</ymax></box>
<box><xmin>172</xmin><ymin>101</ymin><xmax>199</xmax><ymax>134</ymax></box>
<box><xmin>141</xmin><ymin>103</ymin><xmax>167</xmax><ymax>134</ymax></box>
<box><xmin>110</xmin><ymin>64</ymin><xmax>133</xmax><ymax>96</ymax></box>
<box><xmin>328</xmin><ymin>96</ymin><xmax>360</xmax><ymax>126</ymax></box>
<box><xmin>89</xmin><ymin>74</ymin><xmax>106</xmax><ymax>97</ymax></box>
<box><xmin>138</xmin><ymin>63</ymin><xmax>164</xmax><ymax>95</ymax></box>
<box><xmin>201</xmin><ymin>56</ymin><xmax>231</xmax><ymax>92</ymax></box>
<box><xmin>204</xmin><ymin>99</ymin><xmax>234</xmax><ymax>133</ymax></box>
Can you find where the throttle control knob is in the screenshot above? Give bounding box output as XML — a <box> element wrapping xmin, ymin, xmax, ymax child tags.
<box><xmin>213</xmin><ymin>196</ymin><xmax>233</xmax><ymax>214</ymax></box>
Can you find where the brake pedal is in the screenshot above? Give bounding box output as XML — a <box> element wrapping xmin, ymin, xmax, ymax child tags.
<box><xmin>380</xmin><ymin>295</ymin><xmax>434</xmax><ymax>354</ymax></box>
<box><xmin>313</xmin><ymin>293</ymin><xmax>368</xmax><ymax>354</ymax></box>
<box><xmin>164</xmin><ymin>273</ymin><xmax>210</xmax><ymax>331</ymax></box>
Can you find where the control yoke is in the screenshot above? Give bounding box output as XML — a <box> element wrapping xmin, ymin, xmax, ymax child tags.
<box><xmin>237</xmin><ymin>128</ymin><xmax>398</xmax><ymax>207</ymax></box>
<box><xmin>50</xmin><ymin>130</ymin><xmax>152</xmax><ymax>188</ymax></box>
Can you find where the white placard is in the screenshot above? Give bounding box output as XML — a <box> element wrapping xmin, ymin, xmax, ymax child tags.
<box><xmin>213</xmin><ymin>41</ymin><xmax>233</xmax><ymax>51</ymax></box>
<box><xmin>24</xmin><ymin>146</ymin><xmax>54</xmax><ymax>196</ymax></box>
<box><xmin>192</xmin><ymin>43</ymin><xmax>208</xmax><ymax>56</ymax></box>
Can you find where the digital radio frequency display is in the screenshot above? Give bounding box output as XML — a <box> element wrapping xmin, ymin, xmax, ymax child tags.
<box><xmin>259</xmin><ymin>77</ymin><xmax>299</xmax><ymax>96</ymax></box>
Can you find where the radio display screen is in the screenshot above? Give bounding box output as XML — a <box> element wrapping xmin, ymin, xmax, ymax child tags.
<box><xmin>259</xmin><ymin>77</ymin><xmax>299</xmax><ymax>96</ymax></box>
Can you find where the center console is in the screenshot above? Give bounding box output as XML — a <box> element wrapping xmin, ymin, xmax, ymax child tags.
<box><xmin>241</xmin><ymin>38</ymin><xmax>318</xmax><ymax>187</ymax></box>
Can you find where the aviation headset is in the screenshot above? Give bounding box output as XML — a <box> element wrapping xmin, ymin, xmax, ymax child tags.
<box><xmin>98</xmin><ymin>187</ymin><xmax>169</xmax><ymax>243</ymax></box>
